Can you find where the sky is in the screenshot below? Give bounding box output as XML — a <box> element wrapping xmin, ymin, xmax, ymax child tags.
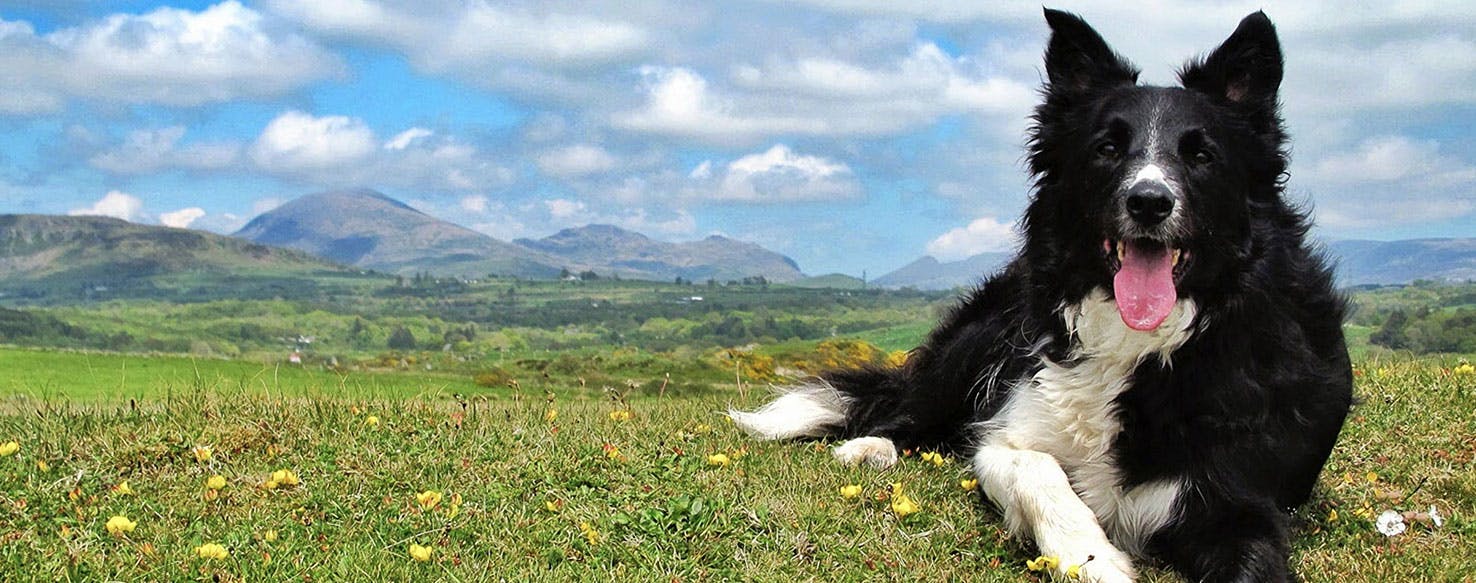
<box><xmin>0</xmin><ymin>1</ymin><xmax>1472</xmax><ymax>277</ymax></box>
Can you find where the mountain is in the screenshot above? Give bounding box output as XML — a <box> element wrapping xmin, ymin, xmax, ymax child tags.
<box><xmin>234</xmin><ymin>189</ymin><xmax>563</xmax><ymax>278</ymax></box>
<box><xmin>0</xmin><ymin>214</ymin><xmax>347</xmax><ymax>295</ymax></box>
<box><xmin>514</xmin><ymin>224</ymin><xmax>804</xmax><ymax>283</ymax></box>
<box><xmin>1326</xmin><ymin>238</ymin><xmax>1476</xmax><ymax>286</ymax></box>
<box><xmin>873</xmin><ymin>252</ymin><xmax>1014</xmax><ymax>290</ymax></box>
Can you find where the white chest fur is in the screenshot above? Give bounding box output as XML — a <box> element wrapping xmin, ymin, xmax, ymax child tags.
<box><xmin>984</xmin><ymin>288</ymin><xmax>1197</xmax><ymax>553</ymax></box>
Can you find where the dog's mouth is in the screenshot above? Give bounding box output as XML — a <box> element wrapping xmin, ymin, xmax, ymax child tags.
<box><xmin>1103</xmin><ymin>237</ymin><xmax>1189</xmax><ymax>331</ymax></box>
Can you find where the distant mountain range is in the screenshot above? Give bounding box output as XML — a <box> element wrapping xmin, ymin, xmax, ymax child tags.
<box><xmin>872</xmin><ymin>239</ymin><xmax>1476</xmax><ymax>290</ymax></box>
<box><xmin>236</xmin><ymin>189</ymin><xmax>803</xmax><ymax>283</ymax></box>
<box><xmin>0</xmin><ymin>214</ymin><xmax>343</xmax><ymax>287</ymax></box>
<box><xmin>1326</xmin><ymin>239</ymin><xmax>1476</xmax><ymax>286</ymax></box>
<box><xmin>234</xmin><ymin>189</ymin><xmax>565</xmax><ymax>279</ymax></box>
<box><xmin>2</xmin><ymin>188</ymin><xmax>1470</xmax><ymax>294</ymax></box>
<box><xmin>872</xmin><ymin>252</ymin><xmax>1014</xmax><ymax>290</ymax></box>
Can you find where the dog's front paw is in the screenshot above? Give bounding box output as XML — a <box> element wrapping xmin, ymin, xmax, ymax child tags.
<box><xmin>1061</xmin><ymin>547</ymin><xmax>1135</xmax><ymax>583</ymax></box>
<box><xmin>832</xmin><ymin>436</ymin><xmax>898</xmax><ymax>469</ymax></box>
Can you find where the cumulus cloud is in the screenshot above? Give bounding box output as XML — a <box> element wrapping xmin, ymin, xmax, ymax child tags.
<box><xmin>68</xmin><ymin>191</ymin><xmax>146</xmax><ymax>222</ymax></box>
<box><xmin>459</xmin><ymin>195</ymin><xmax>489</xmax><ymax>214</ymax></box>
<box><xmin>537</xmin><ymin>145</ymin><xmax>618</xmax><ymax>178</ymax></box>
<box><xmin>251</xmin><ymin>111</ymin><xmax>377</xmax><ymax>172</ymax></box>
<box><xmin>89</xmin><ymin>126</ymin><xmax>240</xmax><ymax>175</ymax></box>
<box><xmin>159</xmin><ymin>207</ymin><xmax>207</xmax><ymax>228</ymax></box>
<box><xmin>1306</xmin><ymin>136</ymin><xmax>1476</xmax><ymax>229</ymax></box>
<box><xmin>384</xmin><ymin>127</ymin><xmax>433</xmax><ymax>151</ymax></box>
<box><xmin>925</xmin><ymin>216</ymin><xmax>1019</xmax><ymax>261</ymax></box>
<box><xmin>0</xmin><ymin>1</ymin><xmax>338</xmax><ymax>115</ymax></box>
<box><xmin>694</xmin><ymin>145</ymin><xmax>859</xmax><ymax>202</ymax></box>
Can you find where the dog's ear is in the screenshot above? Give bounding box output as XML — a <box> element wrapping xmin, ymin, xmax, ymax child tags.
<box><xmin>1042</xmin><ymin>8</ymin><xmax>1138</xmax><ymax>94</ymax></box>
<box><xmin>1180</xmin><ymin>11</ymin><xmax>1283</xmax><ymax>106</ymax></box>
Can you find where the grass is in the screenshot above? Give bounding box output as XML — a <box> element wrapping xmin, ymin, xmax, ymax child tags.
<box><xmin>0</xmin><ymin>347</ymin><xmax>500</xmax><ymax>402</ymax></box>
<box><xmin>0</xmin><ymin>355</ymin><xmax>1472</xmax><ymax>581</ymax></box>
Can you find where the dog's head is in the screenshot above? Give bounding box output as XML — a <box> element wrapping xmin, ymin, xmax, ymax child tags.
<box><xmin>1025</xmin><ymin>9</ymin><xmax>1289</xmax><ymax>331</ymax></box>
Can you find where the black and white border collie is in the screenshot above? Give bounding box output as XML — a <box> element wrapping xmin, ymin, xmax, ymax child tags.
<box><xmin>731</xmin><ymin>9</ymin><xmax>1352</xmax><ymax>583</ymax></box>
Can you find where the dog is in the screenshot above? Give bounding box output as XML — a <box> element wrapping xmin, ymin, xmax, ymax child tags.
<box><xmin>730</xmin><ymin>9</ymin><xmax>1352</xmax><ymax>583</ymax></box>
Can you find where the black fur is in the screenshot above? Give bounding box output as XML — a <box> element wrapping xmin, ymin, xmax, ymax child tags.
<box><xmin>802</xmin><ymin>10</ymin><xmax>1351</xmax><ymax>582</ymax></box>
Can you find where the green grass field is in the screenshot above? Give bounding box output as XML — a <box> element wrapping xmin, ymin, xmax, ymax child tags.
<box><xmin>0</xmin><ymin>351</ymin><xmax>1473</xmax><ymax>581</ymax></box>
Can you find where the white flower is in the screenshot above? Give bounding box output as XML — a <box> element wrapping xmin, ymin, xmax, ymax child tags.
<box><xmin>1429</xmin><ymin>505</ymin><xmax>1444</xmax><ymax>529</ymax></box>
<box><xmin>1376</xmin><ymin>509</ymin><xmax>1407</xmax><ymax>536</ymax></box>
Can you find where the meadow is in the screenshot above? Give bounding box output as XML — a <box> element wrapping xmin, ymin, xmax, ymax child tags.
<box><xmin>0</xmin><ymin>348</ymin><xmax>1473</xmax><ymax>581</ymax></box>
<box><xmin>1</xmin><ymin>281</ymin><xmax>1474</xmax><ymax>581</ymax></box>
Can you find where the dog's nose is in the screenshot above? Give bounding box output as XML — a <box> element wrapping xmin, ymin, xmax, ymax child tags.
<box><xmin>1125</xmin><ymin>182</ymin><xmax>1174</xmax><ymax>227</ymax></box>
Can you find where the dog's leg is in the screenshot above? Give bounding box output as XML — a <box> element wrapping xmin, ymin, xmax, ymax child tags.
<box><xmin>1155</xmin><ymin>495</ymin><xmax>1293</xmax><ymax>583</ymax></box>
<box><xmin>831</xmin><ymin>436</ymin><xmax>899</xmax><ymax>469</ymax></box>
<box><xmin>972</xmin><ymin>444</ymin><xmax>1135</xmax><ymax>583</ymax></box>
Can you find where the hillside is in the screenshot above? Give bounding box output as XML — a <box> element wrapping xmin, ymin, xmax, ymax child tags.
<box><xmin>234</xmin><ymin>189</ymin><xmax>565</xmax><ymax>279</ymax></box>
<box><xmin>514</xmin><ymin>224</ymin><xmax>805</xmax><ymax>283</ymax></box>
<box><xmin>873</xmin><ymin>252</ymin><xmax>1013</xmax><ymax>290</ymax></box>
<box><xmin>1327</xmin><ymin>238</ymin><xmax>1476</xmax><ymax>286</ymax></box>
<box><xmin>0</xmin><ymin>214</ymin><xmax>349</xmax><ymax>298</ymax></box>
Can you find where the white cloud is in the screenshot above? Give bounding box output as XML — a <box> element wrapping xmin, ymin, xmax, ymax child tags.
<box><xmin>272</xmin><ymin>1</ymin><xmax>649</xmax><ymax>68</ymax></box>
<box><xmin>384</xmin><ymin>127</ymin><xmax>433</xmax><ymax>151</ymax></box>
<box><xmin>615</xmin><ymin>66</ymin><xmax>828</xmax><ymax>144</ymax></box>
<box><xmin>537</xmin><ymin>144</ymin><xmax>618</xmax><ymax>177</ymax></box>
<box><xmin>159</xmin><ymin>207</ymin><xmax>207</xmax><ymax>229</ymax></box>
<box><xmin>697</xmin><ymin>144</ymin><xmax>860</xmax><ymax>202</ymax></box>
<box><xmin>251</xmin><ymin>110</ymin><xmax>376</xmax><ymax>172</ymax></box>
<box><xmin>545</xmin><ymin>198</ymin><xmax>588</xmax><ymax>220</ymax></box>
<box><xmin>0</xmin><ymin>1</ymin><xmax>338</xmax><ymax>115</ymax></box>
<box><xmin>459</xmin><ymin>195</ymin><xmax>488</xmax><ymax>213</ymax></box>
<box><xmin>926</xmin><ymin>216</ymin><xmax>1019</xmax><ymax>261</ymax></box>
<box><xmin>1305</xmin><ymin>135</ymin><xmax>1476</xmax><ymax>229</ymax></box>
<box><xmin>89</xmin><ymin>126</ymin><xmax>240</xmax><ymax>174</ymax></box>
<box><xmin>251</xmin><ymin>197</ymin><xmax>285</xmax><ymax>215</ymax></box>
<box><xmin>68</xmin><ymin>191</ymin><xmax>145</xmax><ymax>222</ymax></box>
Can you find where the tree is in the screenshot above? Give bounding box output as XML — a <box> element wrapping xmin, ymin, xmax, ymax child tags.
<box><xmin>387</xmin><ymin>326</ymin><xmax>417</xmax><ymax>350</ymax></box>
<box><xmin>1370</xmin><ymin>310</ymin><xmax>1409</xmax><ymax>350</ymax></box>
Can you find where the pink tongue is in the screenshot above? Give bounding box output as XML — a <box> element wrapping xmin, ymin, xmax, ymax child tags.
<box><xmin>1113</xmin><ymin>242</ymin><xmax>1177</xmax><ymax>331</ymax></box>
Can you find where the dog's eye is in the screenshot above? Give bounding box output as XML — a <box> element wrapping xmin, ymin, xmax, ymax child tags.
<box><xmin>1096</xmin><ymin>142</ymin><xmax>1120</xmax><ymax>160</ymax></box>
<box><xmin>1191</xmin><ymin>149</ymin><xmax>1214</xmax><ymax>165</ymax></box>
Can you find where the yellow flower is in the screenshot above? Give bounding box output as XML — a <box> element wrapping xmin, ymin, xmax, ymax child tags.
<box><xmin>891</xmin><ymin>493</ymin><xmax>920</xmax><ymax>517</ymax></box>
<box><xmin>1327</xmin><ymin>509</ymin><xmax>1339</xmax><ymax>523</ymax></box>
<box><xmin>1026</xmin><ymin>555</ymin><xmax>1060</xmax><ymax>572</ymax></box>
<box><xmin>263</xmin><ymin>530</ymin><xmax>278</xmax><ymax>542</ymax></box>
<box><xmin>36</xmin><ymin>459</ymin><xmax>48</xmax><ymax>471</ymax></box>
<box><xmin>260</xmin><ymin>479</ymin><xmax>279</xmax><ymax>490</ymax></box>
<box><xmin>195</xmin><ymin>543</ymin><xmax>229</xmax><ymax>560</ymax></box>
<box><xmin>579</xmin><ymin>522</ymin><xmax>599</xmax><ymax>545</ymax></box>
<box><xmin>365</xmin><ymin>415</ymin><xmax>380</xmax><ymax>427</ymax></box>
<box><xmin>603</xmin><ymin>444</ymin><xmax>624</xmax><ymax>460</ymax></box>
<box><xmin>1454</xmin><ymin>363</ymin><xmax>1475</xmax><ymax>376</ymax></box>
<box><xmin>706</xmin><ymin>453</ymin><xmax>731</xmax><ymax>467</ymax></box>
<box><xmin>113</xmin><ymin>480</ymin><xmax>135</xmax><ymax>496</ymax></box>
<box><xmin>920</xmin><ymin>451</ymin><xmax>947</xmax><ymax>467</ymax></box>
<box><xmin>206</xmin><ymin>475</ymin><xmax>227</xmax><ymax>490</ymax></box>
<box><xmin>105</xmin><ymin>515</ymin><xmax>137</xmax><ymax>535</ymax></box>
<box><xmin>608</xmin><ymin>410</ymin><xmax>632</xmax><ymax>421</ymax></box>
<box><xmin>840</xmin><ymin>485</ymin><xmax>862</xmax><ymax>499</ymax></box>
<box><xmin>694</xmin><ymin>424</ymin><xmax>712</xmax><ymax>434</ymax></box>
<box><xmin>1366</xmin><ymin>471</ymin><xmax>1379</xmax><ymax>484</ymax></box>
<box><xmin>192</xmin><ymin>445</ymin><xmax>213</xmax><ymax>462</ymax></box>
<box><xmin>545</xmin><ymin>409</ymin><xmax>558</xmax><ymax>422</ymax></box>
<box><xmin>417</xmin><ymin>490</ymin><xmax>443</xmax><ymax>510</ymax></box>
<box><xmin>960</xmin><ymin>478</ymin><xmax>979</xmax><ymax>491</ymax></box>
<box><xmin>544</xmin><ymin>500</ymin><xmax>562</xmax><ymax>513</ymax></box>
<box><xmin>408</xmin><ymin>543</ymin><xmax>433</xmax><ymax>562</ymax></box>
<box><xmin>0</xmin><ymin>441</ymin><xmax>18</xmax><ymax>456</ymax></box>
<box><xmin>271</xmin><ymin>469</ymin><xmax>301</xmax><ymax>487</ymax></box>
<box><xmin>1066</xmin><ymin>563</ymin><xmax>1083</xmax><ymax>579</ymax></box>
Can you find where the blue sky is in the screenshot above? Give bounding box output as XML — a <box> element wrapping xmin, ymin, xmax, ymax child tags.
<box><xmin>1</xmin><ymin>1</ymin><xmax>1472</xmax><ymax>276</ymax></box>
